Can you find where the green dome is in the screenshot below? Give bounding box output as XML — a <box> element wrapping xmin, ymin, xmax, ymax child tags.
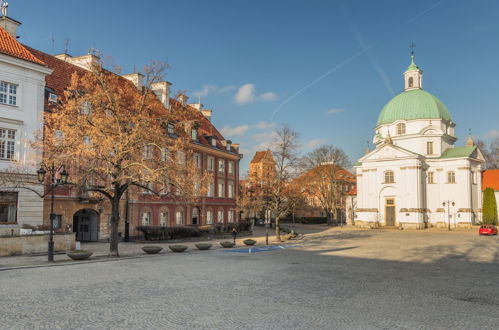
<box><xmin>376</xmin><ymin>89</ymin><xmax>452</xmax><ymax>126</ymax></box>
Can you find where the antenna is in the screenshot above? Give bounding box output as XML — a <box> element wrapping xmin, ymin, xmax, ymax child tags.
<box><xmin>63</xmin><ymin>38</ymin><xmax>70</xmax><ymax>55</ymax></box>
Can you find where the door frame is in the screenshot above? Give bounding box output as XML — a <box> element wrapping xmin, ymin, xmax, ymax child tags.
<box><xmin>384</xmin><ymin>197</ymin><xmax>396</xmax><ymax>226</ymax></box>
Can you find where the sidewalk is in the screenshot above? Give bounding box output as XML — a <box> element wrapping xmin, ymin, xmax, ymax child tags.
<box><xmin>0</xmin><ymin>226</ymin><xmax>308</xmax><ymax>271</ymax></box>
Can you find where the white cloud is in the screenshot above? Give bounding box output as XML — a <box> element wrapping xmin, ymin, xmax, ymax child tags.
<box><xmin>303</xmin><ymin>139</ymin><xmax>324</xmax><ymax>150</ymax></box>
<box><xmin>193</xmin><ymin>84</ymin><xmax>234</xmax><ymax>98</ymax></box>
<box><xmin>327</xmin><ymin>108</ymin><xmax>344</xmax><ymax>115</ymax></box>
<box><xmin>260</xmin><ymin>91</ymin><xmax>277</xmax><ymax>101</ymax></box>
<box><xmin>256</xmin><ymin>121</ymin><xmax>275</xmax><ymax>130</ymax></box>
<box><xmin>234</xmin><ymin>83</ymin><xmax>256</xmax><ymax>104</ymax></box>
<box><xmin>484</xmin><ymin>129</ymin><xmax>499</xmax><ymax>139</ymax></box>
<box><xmin>220</xmin><ymin>125</ymin><xmax>250</xmax><ymax>137</ymax></box>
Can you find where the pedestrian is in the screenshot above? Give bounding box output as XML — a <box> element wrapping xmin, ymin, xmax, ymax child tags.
<box><xmin>231</xmin><ymin>227</ymin><xmax>238</xmax><ymax>243</ymax></box>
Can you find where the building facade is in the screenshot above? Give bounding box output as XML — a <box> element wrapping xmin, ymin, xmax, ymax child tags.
<box><xmin>355</xmin><ymin>55</ymin><xmax>484</xmax><ymax>229</ymax></box>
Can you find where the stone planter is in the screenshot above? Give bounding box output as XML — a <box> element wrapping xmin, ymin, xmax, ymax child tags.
<box><xmin>195</xmin><ymin>243</ymin><xmax>212</xmax><ymax>250</ymax></box>
<box><xmin>220</xmin><ymin>241</ymin><xmax>235</xmax><ymax>248</ymax></box>
<box><xmin>243</xmin><ymin>239</ymin><xmax>257</xmax><ymax>246</ymax></box>
<box><xmin>141</xmin><ymin>246</ymin><xmax>163</xmax><ymax>254</ymax></box>
<box><xmin>169</xmin><ymin>245</ymin><xmax>188</xmax><ymax>253</ymax></box>
<box><xmin>67</xmin><ymin>250</ymin><xmax>93</xmax><ymax>260</ymax></box>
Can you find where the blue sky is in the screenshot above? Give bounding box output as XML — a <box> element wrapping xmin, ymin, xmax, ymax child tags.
<box><xmin>11</xmin><ymin>0</ymin><xmax>499</xmax><ymax>173</ymax></box>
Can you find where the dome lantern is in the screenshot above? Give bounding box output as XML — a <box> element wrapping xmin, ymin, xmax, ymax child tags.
<box><xmin>404</xmin><ymin>54</ymin><xmax>422</xmax><ymax>91</ymax></box>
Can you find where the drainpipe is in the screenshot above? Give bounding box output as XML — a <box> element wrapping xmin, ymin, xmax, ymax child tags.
<box><xmin>124</xmin><ymin>189</ymin><xmax>130</xmax><ymax>242</ymax></box>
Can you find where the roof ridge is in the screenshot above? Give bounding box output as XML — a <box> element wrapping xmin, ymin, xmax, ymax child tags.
<box><xmin>0</xmin><ymin>27</ymin><xmax>45</xmax><ymax>65</ymax></box>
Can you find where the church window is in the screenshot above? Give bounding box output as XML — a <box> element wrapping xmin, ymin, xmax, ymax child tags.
<box><xmin>447</xmin><ymin>171</ymin><xmax>456</xmax><ymax>184</ymax></box>
<box><xmin>396</xmin><ymin>123</ymin><xmax>406</xmax><ymax>135</ymax></box>
<box><xmin>427</xmin><ymin>172</ymin><xmax>435</xmax><ymax>184</ymax></box>
<box><xmin>408</xmin><ymin>77</ymin><xmax>414</xmax><ymax>87</ymax></box>
<box><xmin>384</xmin><ymin>171</ymin><xmax>394</xmax><ymax>184</ymax></box>
<box><xmin>426</xmin><ymin>141</ymin><xmax>434</xmax><ymax>155</ymax></box>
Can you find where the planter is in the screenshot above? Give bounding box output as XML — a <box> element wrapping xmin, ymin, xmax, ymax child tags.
<box><xmin>195</xmin><ymin>243</ymin><xmax>212</xmax><ymax>250</ymax></box>
<box><xmin>220</xmin><ymin>241</ymin><xmax>235</xmax><ymax>248</ymax></box>
<box><xmin>243</xmin><ymin>239</ymin><xmax>257</xmax><ymax>246</ymax></box>
<box><xmin>141</xmin><ymin>246</ymin><xmax>163</xmax><ymax>254</ymax></box>
<box><xmin>169</xmin><ymin>245</ymin><xmax>188</xmax><ymax>253</ymax></box>
<box><xmin>67</xmin><ymin>250</ymin><xmax>93</xmax><ymax>260</ymax></box>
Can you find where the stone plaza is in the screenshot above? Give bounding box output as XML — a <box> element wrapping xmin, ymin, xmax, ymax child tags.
<box><xmin>1</xmin><ymin>226</ymin><xmax>499</xmax><ymax>329</ymax></box>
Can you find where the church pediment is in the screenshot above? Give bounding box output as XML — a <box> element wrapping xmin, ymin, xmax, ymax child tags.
<box><xmin>360</xmin><ymin>143</ymin><xmax>420</xmax><ymax>162</ymax></box>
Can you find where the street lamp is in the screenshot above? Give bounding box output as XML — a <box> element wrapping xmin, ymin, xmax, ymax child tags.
<box><xmin>37</xmin><ymin>163</ymin><xmax>69</xmax><ymax>262</ymax></box>
<box><xmin>442</xmin><ymin>201</ymin><xmax>455</xmax><ymax>232</ymax></box>
<box><xmin>263</xmin><ymin>196</ymin><xmax>271</xmax><ymax>245</ymax></box>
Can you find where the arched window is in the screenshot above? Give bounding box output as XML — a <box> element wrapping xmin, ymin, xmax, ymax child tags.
<box><xmin>396</xmin><ymin>123</ymin><xmax>406</xmax><ymax>135</ymax></box>
<box><xmin>206</xmin><ymin>210</ymin><xmax>213</xmax><ymax>224</ymax></box>
<box><xmin>192</xmin><ymin>207</ymin><xmax>199</xmax><ymax>225</ymax></box>
<box><xmin>384</xmin><ymin>171</ymin><xmax>395</xmax><ymax>184</ymax></box>
<box><xmin>141</xmin><ymin>211</ymin><xmax>151</xmax><ymax>226</ymax></box>
<box><xmin>217</xmin><ymin>209</ymin><xmax>224</xmax><ymax>223</ymax></box>
<box><xmin>160</xmin><ymin>210</ymin><xmax>169</xmax><ymax>227</ymax></box>
<box><xmin>408</xmin><ymin>77</ymin><xmax>414</xmax><ymax>87</ymax></box>
<box><xmin>447</xmin><ymin>171</ymin><xmax>456</xmax><ymax>184</ymax></box>
<box><xmin>175</xmin><ymin>209</ymin><xmax>184</xmax><ymax>226</ymax></box>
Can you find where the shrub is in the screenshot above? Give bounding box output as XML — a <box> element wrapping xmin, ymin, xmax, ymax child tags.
<box><xmin>299</xmin><ymin>217</ymin><xmax>327</xmax><ymax>224</ymax></box>
<box><xmin>483</xmin><ymin>187</ymin><xmax>498</xmax><ymax>225</ymax></box>
<box><xmin>136</xmin><ymin>226</ymin><xmax>211</xmax><ymax>241</ymax></box>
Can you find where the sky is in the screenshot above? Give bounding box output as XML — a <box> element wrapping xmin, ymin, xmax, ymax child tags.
<box><xmin>10</xmin><ymin>0</ymin><xmax>499</xmax><ymax>174</ymax></box>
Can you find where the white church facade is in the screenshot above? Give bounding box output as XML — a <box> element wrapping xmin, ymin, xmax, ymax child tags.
<box><xmin>355</xmin><ymin>55</ymin><xmax>484</xmax><ymax>229</ymax></box>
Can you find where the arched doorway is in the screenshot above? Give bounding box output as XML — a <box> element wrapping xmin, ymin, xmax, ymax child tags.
<box><xmin>73</xmin><ymin>209</ymin><xmax>99</xmax><ymax>241</ymax></box>
<box><xmin>192</xmin><ymin>207</ymin><xmax>199</xmax><ymax>225</ymax></box>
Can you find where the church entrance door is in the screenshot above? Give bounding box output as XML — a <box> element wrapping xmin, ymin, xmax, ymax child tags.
<box><xmin>385</xmin><ymin>198</ymin><xmax>396</xmax><ymax>226</ymax></box>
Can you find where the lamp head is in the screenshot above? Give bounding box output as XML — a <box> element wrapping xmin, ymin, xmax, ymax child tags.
<box><xmin>37</xmin><ymin>166</ymin><xmax>46</xmax><ymax>183</ymax></box>
<box><xmin>59</xmin><ymin>167</ymin><xmax>68</xmax><ymax>184</ymax></box>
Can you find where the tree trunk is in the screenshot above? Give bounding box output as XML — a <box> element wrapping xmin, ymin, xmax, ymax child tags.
<box><xmin>327</xmin><ymin>212</ymin><xmax>333</xmax><ymax>226</ymax></box>
<box><xmin>275</xmin><ymin>216</ymin><xmax>282</xmax><ymax>242</ymax></box>
<box><xmin>109</xmin><ymin>195</ymin><xmax>121</xmax><ymax>257</ymax></box>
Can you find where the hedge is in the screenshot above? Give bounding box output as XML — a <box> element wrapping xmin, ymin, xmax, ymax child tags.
<box><xmin>482</xmin><ymin>187</ymin><xmax>498</xmax><ymax>225</ymax></box>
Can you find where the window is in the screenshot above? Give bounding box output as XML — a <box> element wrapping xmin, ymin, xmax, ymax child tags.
<box><xmin>396</xmin><ymin>123</ymin><xmax>406</xmax><ymax>135</ymax></box>
<box><xmin>191</xmin><ymin>128</ymin><xmax>198</xmax><ymax>141</ymax></box>
<box><xmin>167</xmin><ymin>123</ymin><xmax>175</xmax><ymax>135</ymax></box>
<box><xmin>427</xmin><ymin>172</ymin><xmax>435</xmax><ymax>184</ymax></box>
<box><xmin>194</xmin><ymin>153</ymin><xmax>202</xmax><ymax>169</ymax></box>
<box><xmin>427</xmin><ymin>141</ymin><xmax>434</xmax><ymax>155</ymax></box>
<box><xmin>218</xmin><ymin>180</ymin><xmax>225</xmax><ymax>198</ymax></box>
<box><xmin>0</xmin><ymin>128</ymin><xmax>16</xmax><ymax>160</ymax></box>
<box><xmin>228</xmin><ymin>210</ymin><xmax>234</xmax><ymax>223</ymax></box>
<box><xmin>0</xmin><ymin>192</ymin><xmax>17</xmax><ymax>223</ymax></box>
<box><xmin>177</xmin><ymin>151</ymin><xmax>185</xmax><ymax>164</ymax></box>
<box><xmin>0</xmin><ymin>81</ymin><xmax>18</xmax><ymax>106</ymax></box>
<box><xmin>206</xmin><ymin>210</ymin><xmax>213</xmax><ymax>224</ymax></box>
<box><xmin>52</xmin><ymin>214</ymin><xmax>62</xmax><ymax>229</ymax></box>
<box><xmin>408</xmin><ymin>77</ymin><xmax>414</xmax><ymax>87</ymax></box>
<box><xmin>447</xmin><ymin>171</ymin><xmax>456</xmax><ymax>184</ymax></box>
<box><xmin>141</xmin><ymin>211</ymin><xmax>151</xmax><ymax>226</ymax></box>
<box><xmin>192</xmin><ymin>207</ymin><xmax>199</xmax><ymax>225</ymax></box>
<box><xmin>207</xmin><ymin>156</ymin><xmax>214</xmax><ymax>171</ymax></box>
<box><xmin>143</xmin><ymin>145</ymin><xmax>153</xmax><ymax>159</ymax></box>
<box><xmin>160</xmin><ymin>211</ymin><xmax>169</xmax><ymax>227</ymax></box>
<box><xmin>384</xmin><ymin>171</ymin><xmax>394</xmax><ymax>184</ymax></box>
<box><xmin>207</xmin><ymin>183</ymin><xmax>215</xmax><ymax>197</ymax></box>
<box><xmin>228</xmin><ymin>182</ymin><xmax>234</xmax><ymax>198</ymax></box>
<box><xmin>83</xmin><ymin>135</ymin><xmax>91</xmax><ymax>145</ymax></box>
<box><xmin>176</xmin><ymin>210</ymin><xmax>184</xmax><ymax>225</ymax></box>
<box><xmin>211</xmin><ymin>137</ymin><xmax>217</xmax><ymax>147</ymax></box>
<box><xmin>218</xmin><ymin>160</ymin><xmax>225</xmax><ymax>172</ymax></box>
<box><xmin>217</xmin><ymin>210</ymin><xmax>224</xmax><ymax>223</ymax></box>
<box><xmin>160</xmin><ymin>148</ymin><xmax>169</xmax><ymax>162</ymax></box>
<box><xmin>80</xmin><ymin>101</ymin><xmax>92</xmax><ymax>115</ymax></box>
<box><xmin>48</xmin><ymin>93</ymin><xmax>58</xmax><ymax>104</ymax></box>
<box><xmin>228</xmin><ymin>161</ymin><xmax>234</xmax><ymax>175</ymax></box>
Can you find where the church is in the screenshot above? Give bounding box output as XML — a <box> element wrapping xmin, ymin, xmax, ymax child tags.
<box><xmin>355</xmin><ymin>54</ymin><xmax>484</xmax><ymax>229</ymax></box>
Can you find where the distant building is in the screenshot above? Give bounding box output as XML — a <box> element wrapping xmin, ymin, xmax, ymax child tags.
<box><xmin>355</xmin><ymin>55</ymin><xmax>484</xmax><ymax>229</ymax></box>
<box><xmin>482</xmin><ymin>169</ymin><xmax>499</xmax><ymax>219</ymax></box>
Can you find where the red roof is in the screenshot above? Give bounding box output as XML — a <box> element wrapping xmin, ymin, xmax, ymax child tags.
<box><xmin>0</xmin><ymin>27</ymin><xmax>45</xmax><ymax>65</ymax></box>
<box><xmin>483</xmin><ymin>169</ymin><xmax>499</xmax><ymax>191</ymax></box>
<box><xmin>251</xmin><ymin>150</ymin><xmax>274</xmax><ymax>164</ymax></box>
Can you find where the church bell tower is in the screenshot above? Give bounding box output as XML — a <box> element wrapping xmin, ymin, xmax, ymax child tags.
<box><xmin>404</xmin><ymin>54</ymin><xmax>423</xmax><ymax>91</ymax></box>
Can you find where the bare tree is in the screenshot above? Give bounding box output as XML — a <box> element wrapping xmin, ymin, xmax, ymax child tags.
<box><xmin>299</xmin><ymin>145</ymin><xmax>351</xmax><ymax>225</ymax></box>
<box><xmin>477</xmin><ymin>139</ymin><xmax>499</xmax><ymax>169</ymax></box>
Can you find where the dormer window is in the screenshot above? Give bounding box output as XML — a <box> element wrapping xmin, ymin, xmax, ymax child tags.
<box><xmin>167</xmin><ymin>123</ymin><xmax>175</xmax><ymax>135</ymax></box>
<box><xmin>48</xmin><ymin>93</ymin><xmax>58</xmax><ymax>104</ymax></box>
<box><xmin>396</xmin><ymin>123</ymin><xmax>406</xmax><ymax>135</ymax></box>
<box><xmin>191</xmin><ymin>124</ymin><xmax>199</xmax><ymax>141</ymax></box>
<box><xmin>211</xmin><ymin>137</ymin><xmax>217</xmax><ymax>147</ymax></box>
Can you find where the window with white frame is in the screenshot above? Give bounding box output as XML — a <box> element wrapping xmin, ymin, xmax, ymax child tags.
<box><xmin>144</xmin><ymin>145</ymin><xmax>153</xmax><ymax>159</ymax></box>
<box><xmin>80</xmin><ymin>101</ymin><xmax>92</xmax><ymax>115</ymax></box>
<box><xmin>218</xmin><ymin>180</ymin><xmax>225</xmax><ymax>198</ymax></box>
<box><xmin>206</xmin><ymin>210</ymin><xmax>213</xmax><ymax>224</ymax></box>
<box><xmin>228</xmin><ymin>182</ymin><xmax>234</xmax><ymax>198</ymax></box>
<box><xmin>83</xmin><ymin>135</ymin><xmax>91</xmax><ymax>146</ymax></box>
<box><xmin>141</xmin><ymin>211</ymin><xmax>151</xmax><ymax>226</ymax></box>
<box><xmin>207</xmin><ymin>156</ymin><xmax>214</xmax><ymax>171</ymax></box>
<box><xmin>167</xmin><ymin>123</ymin><xmax>175</xmax><ymax>135</ymax></box>
<box><xmin>218</xmin><ymin>159</ymin><xmax>225</xmax><ymax>172</ymax></box>
<box><xmin>0</xmin><ymin>128</ymin><xmax>16</xmax><ymax>160</ymax></box>
<box><xmin>426</xmin><ymin>141</ymin><xmax>434</xmax><ymax>155</ymax></box>
<box><xmin>177</xmin><ymin>151</ymin><xmax>185</xmax><ymax>164</ymax></box>
<box><xmin>427</xmin><ymin>172</ymin><xmax>435</xmax><ymax>184</ymax></box>
<box><xmin>384</xmin><ymin>171</ymin><xmax>394</xmax><ymax>184</ymax></box>
<box><xmin>0</xmin><ymin>81</ymin><xmax>18</xmax><ymax>106</ymax></box>
<box><xmin>447</xmin><ymin>171</ymin><xmax>456</xmax><ymax>184</ymax></box>
<box><xmin>176</xmin><ymin>210</ymin><xmax>184</xmax><ymax>225</ymax></box>
<box><xmin>228</xmin><ymin>210</ymin><xmax>234</xmax><ymax>223</ymax></box>
<box><xmin>160</xmin><ymin>148</ymin><xmax>169</xmax><ymax>162</ymax></box>
<box><xmin>396</xmin><ymin>123</ymin><xmax>406</xmax><ymax>135</ymax></box>
<box><xmin>228</xmin><ymin>161</ymin><xmax>234</xmax><ymax>175</ymax></box>
<box><xmin>160</xmin><ymin>211</ymin><xmax>169</xmax><ymax>227</ymax></box>
<box><xmin>194</xmin><ymin>153</ymin><xmax>202</xmax><ymax>169</ymax></box>
<box><xmin>0</xmin><ymin>192</ymin><xmax>17</xmax><ymax>223</ymax></box>
<box><xmin>217</xmin><ymin>210</ymin><xmax>224</xmax><ymax>223</ymax></box>
<box><xmin>48</xmin><ymin>93</ymin><xmax>58</xmax><ymax>104</ymax></box>
<box><xmin>207</xmin><ymin>182</ymin><xmax>215</xmax><ymax>197</ymax></box>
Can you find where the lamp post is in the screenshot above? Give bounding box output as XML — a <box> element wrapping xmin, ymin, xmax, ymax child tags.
<box><xmin>442</xmin><ymin>200</ymin><xmax>455</xmax><ymax>232</ymax></box>
<box><xmin>263</xmin><ymin>196</ymin><xmax>270</xmax><ymax>245</ymax></box>
<box><xmin>37</xmin><ymin>163</ymin><xmax>69</xmax><ymax>262</ymax></box>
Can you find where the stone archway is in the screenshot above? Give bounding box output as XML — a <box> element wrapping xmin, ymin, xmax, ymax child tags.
<box><xmin>73</xmin><ymin>209</ymin><xmax>99</xmax><ymax>241</ymax></box>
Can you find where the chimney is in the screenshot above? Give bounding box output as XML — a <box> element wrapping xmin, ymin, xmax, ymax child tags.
<box><xmin>226</xmin><ymin>140</ymin><xmax>232</xmax><ymax>151</ymax></box>
<box><xmin>55</xmin><ymin>53</ymin><xmax>101</xmax><ymax>72</ymax></box>
<box><xmin>189</xmin><ymin>103</ymin><xmax>203</xmax><ymax>111</ymax></box>
<box><xmin>0</xmin><ymin>14</ymin><xmax>21</xmax><ymax>38</ymax></box>
<box><xmin>178</xmin><ymin>94</ymin><xmax>189</xmax><ymax>105</ymax></box>
<box><xmin>151</xmin><ymin>81</ymin><xmax>171</xmax><ymax>109</ymax></box>
<box><xmin>122</xmin><ymin>72</ymin><xmax>144</xmax><ymax>88</ymax></box>
<box><xmin>232</xmin><ymin>143</ymin><xmax>240</xmax><ymax>153</ymax></box>
<box><xmin>201</xmin><ymin>109</ymin><xmax>212</xmax><ymax>122</ymax></box>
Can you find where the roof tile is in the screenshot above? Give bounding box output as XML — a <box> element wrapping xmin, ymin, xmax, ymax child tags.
<box><xmin>0</xmin><ymin>27</ymin><xmax>45</xmax><ymax>65</ymax></box>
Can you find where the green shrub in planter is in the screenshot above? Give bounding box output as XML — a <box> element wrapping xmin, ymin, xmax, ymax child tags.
<box><xmin>243</xmin><ymin>239</ymin><xmax>257</xmax><ymax>246</ymax></box>
<box><xmin>67</xmin><ymin>250</ymin><xmax>93</xmax><ymax>260</ymax></box>
<box><xmin>220</xmin><ymin>241</ymin><xmax>235</xmax><ymax>248</ymax></box>
<box><xmin>169</xmin><ymin>245</ymin><xmax>188</xmax><ymax>253</ymax></box>
<box><xmin>195</xmin><ymin>243</ymin><xmax>212</xmax><ymax>250</ymax></box>
<box><xmin>141</xmin><ymin>246</ymin><xmax>163</xmax><ymax>254</ymax></box>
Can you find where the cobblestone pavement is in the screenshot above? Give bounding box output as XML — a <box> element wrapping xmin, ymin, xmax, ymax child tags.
<box><xmin>1</xmin><ymin>227</ymin><xmax>499</xmax><ymax>329</ymax></box>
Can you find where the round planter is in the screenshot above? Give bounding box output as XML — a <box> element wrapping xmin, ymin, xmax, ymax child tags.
<box><xmin>169</xmin><ymin>245</ymin><xmax>188</xmax><ymax>253</ymax></box>
<box><xmin>141</xmin><ymin>246</ymin><xmax>163</xmax><ymax>254</ymax></box>
<box><xmin>220</xmin><ymin>241</ymin><xmax>235</xmax><ymax>248</ymax></box>
<box><xmin>67</xmin><ymin>250</ymin><xmax>93</xmax><ymax>260</ymax></box>
<box><xmin>195</xmin><ymin>243</ymin><xmax>212</xmax><ymax>250</ymax></box>
<box><xmin>243</xmin><ymin>239</ymin><xmax>257</xmax><ymax>246</ymax></box>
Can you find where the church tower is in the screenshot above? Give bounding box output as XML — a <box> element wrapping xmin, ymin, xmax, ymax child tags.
<box><xmin>404</xmin><ymin>55</ymin><xmax>422</xmax><ymax>90</ymax></box>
